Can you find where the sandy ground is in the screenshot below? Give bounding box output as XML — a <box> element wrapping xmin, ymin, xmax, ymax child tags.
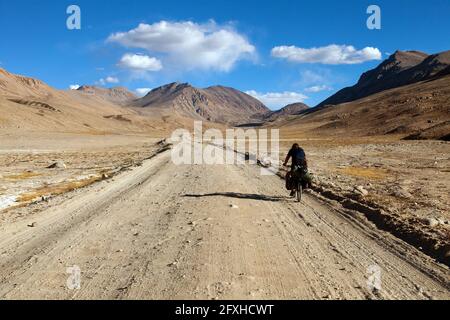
<box><xmin>293</xmin><ymin>139</ymin><xmax>450</xmax><ymax>223</ymax></box>
<box><xmin>276</xmin><ymin>137</ymin><xmax>450</xmax><ymax>262</ymax></box>
<box><xmin>0</xmin><ymin>144</ymin><xmax>448</xmax><ymax>300</ymax></box>
<box><xmin>0</xmin><ymin>133</ymin><xmax>163</xmax><ymax>213</ymax></box>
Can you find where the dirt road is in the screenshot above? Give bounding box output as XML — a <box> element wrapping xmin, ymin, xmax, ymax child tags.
<box><xmin>0</xmin><ymin>147</ymin><xmax>448</xmax><ymax>300</ymax></box>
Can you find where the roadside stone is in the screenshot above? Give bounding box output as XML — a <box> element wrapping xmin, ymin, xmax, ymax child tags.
<box><xmin>391</xmin><ymin>187</ymin><xmax>412</xmax><ymax>199</ymax></box>
<box><xmin>424</xmin><ymin>218</ymin><xmax>440</xmax><ymax>228</ymax></box>
<box><xmin>354</xmin><ymin>186</ymin><xmax>368</xmax><ymax>196</ymax></box>
<box><xmin>47</xmin><ymin>161</ymin><xmax>66</xmax><ymax>169</ymax></box>
<box><xmin>445</xmin><ymin>249</ymin><xmax>450</xmax><ymax>259</ymax></box>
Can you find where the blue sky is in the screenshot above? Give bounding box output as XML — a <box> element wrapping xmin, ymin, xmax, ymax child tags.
<box><xmin>0</xmin><ymin>0</ymin><xmax>449</xmax><ymax>109</ymax></box>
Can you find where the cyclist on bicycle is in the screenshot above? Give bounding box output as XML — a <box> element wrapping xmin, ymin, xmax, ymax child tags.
<box><xmin>283</xmin><ymin>143</ymin><xmax>308</xmax><ymax>196</ymax></box>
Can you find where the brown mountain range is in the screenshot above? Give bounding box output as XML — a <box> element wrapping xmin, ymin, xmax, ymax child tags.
<box><xmin>133</xmin><ymin>82</ymin><xmax>270</xmax><ymax>125</ymax></box>
<box><xmin>2</xmin><ymin>47</ymin><xmax>449</xmax><ymax>140</ymax></box>
<box><xmin>0</xmin><ymin>68</ymin><xmax>194</xmax><ymax>135</ymax></box>
<box><xmin>317</xmin><ymin>50</ymin><xmax>450</xmax><ymax>108</ymax></box>
<box><xmin>264</xmin><ymin>102</ymin><xmax>309</xmax><ymax>122</ymax></box>
<box><xmin>75</xmin><ymin>85</ymin><xmax>137</xmax><ymax>106</ymax></box>
<box><xmin>277</xmin><ymin>71</ymin><xmax>450</xmax><ymax>140</ymax></box>
<box><xmin>0</xmin><ymin>68</ymin><xmax>269</xmax><ymax>134</ymax></box>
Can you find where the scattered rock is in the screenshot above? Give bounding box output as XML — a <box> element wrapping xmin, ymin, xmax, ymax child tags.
<box><xmin>27</xmin><ymin>222</ymin><xmax>37</xmax><ymax>228</ymax></box>
<box><xmin>46</xmin><ymin>161</ymin><xmax>66</xmax><ymax>169</ymax></box>
<box><xmin>354</xmin><ymin>186</ymin><xmax>369</xmax><ymax>196</ymax></box>
<box><xmin>424</xmin><ymin>218</ymin><xmax>440</xmax><ymax>228</ymax></box>
<box><xmin>444</xmin><ymin>249</ymin><xmax>450</xmax><ymax>259</ymax></box>
<box><xmin>391</xmin><ymin>187</ymin><xmax>412</xmax><ymax>199</ymax></box>
<box><xmin>101</xmin><ymin>173</ymin><xmax>109</xmax><ymax>179</ymax></box>
<box><xmin>230</xmin><ymin>204</ymin><xmax>239</xmax><ymax>209</ymax></box>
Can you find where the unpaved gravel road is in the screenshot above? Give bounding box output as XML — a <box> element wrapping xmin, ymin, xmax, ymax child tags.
<box><xmin>0</xmin><ymin>147</ymin><xmax>448</xmax><ymax>300</ymax></box>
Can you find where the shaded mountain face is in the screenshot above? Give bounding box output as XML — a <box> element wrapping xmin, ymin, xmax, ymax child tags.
<box><xmin>134</xmin><ymin>82</ymin><xmax>270</xmax><ymax>125</ymax></box>
<box><xmin>265</xmin><ymin>102</ymin><xmax>309</xmax><ymax>121</ymax></box>
<box><xmin>317</xmin><ymin>50</ymin><xmax>450</xmax><ymax>107</ymax></box>
<box><xmin>277</xmin><ymin>73</ymin><xmax>450</xmax><ymax>140</ymax></box>
<box><xmin>76</xmin><ymin>85</ymin><xmax>137</xmax><ymax>105</ymax></box>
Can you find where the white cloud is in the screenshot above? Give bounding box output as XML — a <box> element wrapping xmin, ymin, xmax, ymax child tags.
<box><xmin>97</xmin><ymin>76</ymin><xmax>120</xmax><ymax>86</ymax></box>
<box><xmin>271</xmin><ymin>44</ymin><xmax>382</xmax><ymax>64</ymax></box>
<box><xmin>246</xmin><ymin>90</ymin><xmax>308</xmax><ymax>109</ymax></box>
<box><xmin>304</xmin><ymin>85</ymin><xmax>333</xmax><ymax>93</ymax></box>
<box><xmin>135</xmin><ymin>88</ymin><xmax>152</xmax><ymax>96</ymax></box>
<box><xmin>118</xmin><ymin>53</ymin><xmax>163</xmax><ymax>71</ymax></box>
<box><xmin>69</xmin><ymin>84</ymin><xmax>80</xmax><ymax>90</ymax></box>
<box><xmin>108</xmin><ymin>21</ymin><xmax>255</xmax><ymax>72</ymax></box>
<box><xmin>105</xmin><ymin>76</ymin><xmax>119</xmax><ymax>83</ymax></box>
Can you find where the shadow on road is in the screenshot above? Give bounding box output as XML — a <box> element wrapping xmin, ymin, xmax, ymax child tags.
<box><xmin>183</xmin><ymin>192</ymin><xmax>287</xmax><ymax>202</ymax></box>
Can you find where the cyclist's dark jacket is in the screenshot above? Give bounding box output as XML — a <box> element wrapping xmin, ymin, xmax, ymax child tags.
<box><xmin>288</xmin><ymin>148</ymin><xmax>306</xmax><ymax>166</ymax></box>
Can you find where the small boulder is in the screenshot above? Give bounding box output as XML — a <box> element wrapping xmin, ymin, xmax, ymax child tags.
<box><xmin>354</xmin><ymin>186</ymin><xmax>368</xmax><ymax>196</ymax></box>
<box><xmin>47</xmin><ymin>161</ymin><xmax>66</xmax><ymax>169</ymax></box>
<box><xmin>391</xmin><ymin>187</ymin><xmax>412</xmax><ymax>199</ymax></box>
<box><xmin>424</xmin><ymin>218</ymin><xmax>440</xmax><ymax>228</ymax></box>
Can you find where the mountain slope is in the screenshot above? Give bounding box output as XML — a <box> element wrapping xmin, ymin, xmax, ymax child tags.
<box><xmin>134</xmin><ymin>83</ymin><xmax>270</xmax><ymax>124</ymax></box>
<box><xmin>0</xmin><ymin>68</ymin><xmax>62</xmax><ymax>99</ymax></box>
<box><xmin>74</xmin><ymin>86</ymin><xmax>137</xmax><ymax>106</ymax></box>
<box><xmin>265</xmin><ymin>102</ymin><xmax>309</xmax><ymax>122</ymax></box>
<box><xmin>276</xmin><ymin>74</ymin><xmax>450</xmax><ymax>140</ymax></box>
<box><xmin>0</xmin><ymin>68</ymin><xmax>193</xmax><ymax>135</ymax></box>
<box><xmin>317</xmin><ymin>50</ymin><xmax>450</xmax><ymax>107</ymax></box>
